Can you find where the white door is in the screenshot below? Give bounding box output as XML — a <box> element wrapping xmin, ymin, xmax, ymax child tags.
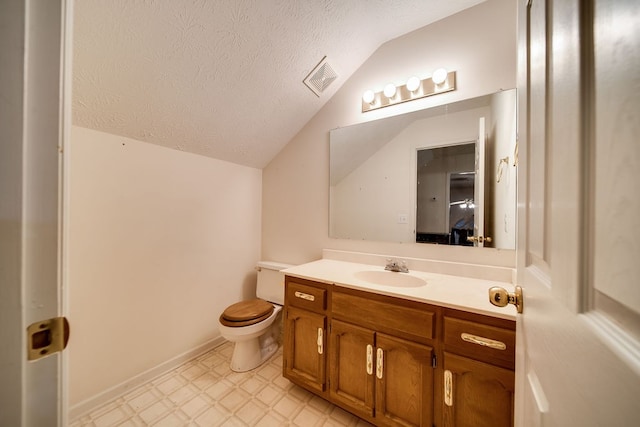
<box><xmin>0</xmin><ymin>1</ymin><xmax>73</xmax><ymax>425</ymax></box>
<box><xmin>511</xmin><ymin>1</ymin><xmax>640</xmax><ymax>425</ymax></box>
<box><xmin>474</xmin><ymin>117</ymin><xmax>486</xmax><ymax>247</ymax></box>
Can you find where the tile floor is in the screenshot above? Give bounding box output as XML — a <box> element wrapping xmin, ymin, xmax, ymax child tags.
<box><xmin>70</xmin><ymin>342</ymin><xmax>374</xmax><ymax>426</ymax></box>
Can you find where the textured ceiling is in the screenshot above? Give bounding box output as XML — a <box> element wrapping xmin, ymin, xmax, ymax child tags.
<box><xmin>73</xmin><ymin>0</ymin><xmax>484</xmax><ymax>168</ymax></box>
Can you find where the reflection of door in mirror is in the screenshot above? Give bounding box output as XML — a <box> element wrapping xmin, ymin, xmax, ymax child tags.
<box><xmin>474</xmin><ymin>116</ymin><xmax>486</xmax><ymax>247</ymax></box>
<box><xmin>448</xmin><ymin>172</ymin><xmax>475</xmax><ymax>246</ymax></box>
<box><xmin>416</xmin><ymin>143</ymin><xmax>475</xmax><ymax>245</ymax></box>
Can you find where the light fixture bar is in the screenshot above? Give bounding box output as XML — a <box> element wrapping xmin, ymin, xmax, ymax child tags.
<box><xmin>361</xmin><ymin>70</ymin><xmax>456</xmax><ymax>113</ymax></box>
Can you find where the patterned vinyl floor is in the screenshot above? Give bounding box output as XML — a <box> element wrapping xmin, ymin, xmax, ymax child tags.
<box><xmin>70</xmin><ymin>342</ymin><xmax>374</xmax><ymax>427</ymax></box>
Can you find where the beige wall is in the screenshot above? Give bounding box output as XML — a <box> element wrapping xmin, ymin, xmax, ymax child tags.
<box><xmin>263</xmin><ymin>0</ymin><xmax>517</xmax><ymax>267</ymax></box>
<box><xmin>68</xmin><ymin>127</ymin><xmax>262</xmax><ymax>406</ymax></box>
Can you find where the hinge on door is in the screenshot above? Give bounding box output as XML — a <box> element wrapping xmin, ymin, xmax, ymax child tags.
<box><xmin>432</xmin><ymin>354</ymin><xmax>437</xmax><ymax>368</ymax></box>
<box><xmin>27</xmin><ymin>316</ymin><xmax>70</xmax><ymax>361</ymax></box>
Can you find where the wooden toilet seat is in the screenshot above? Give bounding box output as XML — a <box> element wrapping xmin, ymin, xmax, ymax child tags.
<box><xmin>219</xmin><ymin>298</ymin><xmax>274</xmax><ymax>327</ymax></box>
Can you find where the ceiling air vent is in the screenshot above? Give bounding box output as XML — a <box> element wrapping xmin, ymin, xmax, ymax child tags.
<box><xmin>303</xmin><ymin>56</ymin><xmax>337</xmax><ymax>97</ymax></box>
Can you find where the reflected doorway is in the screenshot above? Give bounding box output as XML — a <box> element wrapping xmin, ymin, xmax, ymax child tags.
<box><xmin>415</xmin><ymin>143</ymin><xmax>475</xmax><ymax>245</ymax></box>
<box><xmin>448</xmin><ymin>172</ymin><xmax>475</xmax><ymax>245</ymax></box>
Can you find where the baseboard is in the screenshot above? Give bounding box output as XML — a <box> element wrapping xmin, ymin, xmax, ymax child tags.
<box><xmin>68</xmin><ymin>336</ymin><xmax>226</xmax><ymax>421</ymax></box>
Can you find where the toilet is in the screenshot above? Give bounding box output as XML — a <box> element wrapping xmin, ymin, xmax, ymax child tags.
<box><xmin>218</xmin><ymin>261</ymin><xmax>293</xmax><ymax>372</ymax></box>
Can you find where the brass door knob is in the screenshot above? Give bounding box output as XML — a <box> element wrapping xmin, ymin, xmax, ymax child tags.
<box><xmin>489</xmin><ymin>286</ymin><xmax>523</xmax><ymax>313</ymax></box>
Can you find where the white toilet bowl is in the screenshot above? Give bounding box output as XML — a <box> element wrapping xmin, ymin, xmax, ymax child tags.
<box><xmin>218</xmin><ymin>261</ymin><xmax>292</xmax><ymax>372</ymax></box>
<box><xmin>218</xmin><ymin>302</ymin><xmax>282</xmax><ymax>372</ymax></box>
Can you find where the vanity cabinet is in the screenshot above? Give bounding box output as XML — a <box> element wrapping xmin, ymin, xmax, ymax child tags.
<box><xmin>330</xmin><ymin>288</ymin><xmax>437</xmax><ymax>426</ymax></box>
<box><xmin>442</xmin><ymin>310</ymin><xmax>516</xmax><ymax>427</ymax></box>
<box><xmin>329</xmin><ymin>319</ymin><xmax>435</xmax><ymax>426</ymax></box>
<box><xmin>283</xmin><ymin>278</ymin><xmax>329</xmax><ymax>394</ymax></box>
<box><xmin>328</xmin><ymin>319</ymin><xmax>375</xmax><ymax>418</ymax></box>
<box><xmin>283</xmin><ymin>275</ymin><xmax>516</xmax><ymax>427</ymax></box>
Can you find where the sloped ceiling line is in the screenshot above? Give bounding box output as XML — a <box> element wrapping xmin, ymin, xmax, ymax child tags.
<box><xmin>73</xmin><ymin>0</ymin><xmax>485</xmax><ymax>168</ymax></box>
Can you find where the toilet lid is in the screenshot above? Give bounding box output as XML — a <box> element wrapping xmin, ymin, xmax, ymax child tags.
<box><xmin>219</xmin><ymin>299</ymin><xmax>274</xmax><ymax>327</ymax></box>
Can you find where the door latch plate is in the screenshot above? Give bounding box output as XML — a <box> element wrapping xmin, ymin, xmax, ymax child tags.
<box><xmin>27</xmin><ymin>316</ymin><xmax>70</xmax><ymax>361</ymax></box>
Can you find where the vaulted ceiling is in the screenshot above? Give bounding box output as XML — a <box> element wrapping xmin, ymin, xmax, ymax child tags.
<box><xmin>72</xmin><ymin>0</ymin><xmax>484</xmax><ymax>168</ymax></box>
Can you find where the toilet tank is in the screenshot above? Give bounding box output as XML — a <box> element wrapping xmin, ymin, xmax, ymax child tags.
<box><xmin>256</xmin><ymin>261</ymin><xmax>294</xmax><ymax>305</ymax></box>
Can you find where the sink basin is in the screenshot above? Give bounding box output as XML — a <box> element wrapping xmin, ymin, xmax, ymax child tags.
<box><xmin>353</xmin><ymin>270</ymin><xmax>427</xmax><ymax>288</ymax></box>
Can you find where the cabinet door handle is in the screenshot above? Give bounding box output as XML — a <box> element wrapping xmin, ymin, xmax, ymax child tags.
<box><xmin>366</xmin><ymin>344</ymin><xmax>373</xmax><ymax>375</ymax></box>
<box><xmin>376</xmin><ymin>348</ymin><xmax>384</xmax><ymax>379</ymax></box>
<box><xmin>444</xmin><ymin>369</ymin><xmax>453</xmax><ymax>407</ymax></box>
<box><xmin>295</xmin><ymin>291</ymin><xmax>315</xmax><ymax>302</ymax></box>
<box><xmin>317</xmin><ymin>328</ymin><xmax>323</xmax><ymax>354</ymax></box>
<box><xmin>460</xmin><ymin>333</ymin><xmax>507</xmax><ymax>350</ymax></box>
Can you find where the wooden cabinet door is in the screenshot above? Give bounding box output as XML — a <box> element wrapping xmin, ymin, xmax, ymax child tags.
<box><xmin>283</xmin><ymin>306</ymin><xmax>326</xmax><ymax>393</ymax></box>
<box><xmin>329</xmin><ymin>319</ymin><xmax>375</xmax><ymax>419</ymax></box>
<box><xmin>375</xmin><ymin>333</ymin><xmax>434</xmax><ymax>427</ymax></box>
<box><xmin>443</xmin><ymin>352</ymin><xmax>514</xmax><ymax>427</ymax></box>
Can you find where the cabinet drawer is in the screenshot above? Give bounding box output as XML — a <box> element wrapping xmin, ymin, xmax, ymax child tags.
<box><xmin>444</xmin><ymin>317</ymin><xmax>515</xmax><ymax>369</ymax></box>
<box><xmin>286</xmin><ymin>278</ymin><xmax>327</xmax><ymax>313</ymax></box>
<box><xmin>333</xmin><ymin>290</ymin><xmax>435</xmax><ymax>341</ymax></box>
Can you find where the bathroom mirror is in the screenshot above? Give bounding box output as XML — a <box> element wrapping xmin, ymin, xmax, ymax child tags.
<box><xmin>329</xmin><ymin>88</ymin><xmax>517</xmax><ymax>249</ymax></box>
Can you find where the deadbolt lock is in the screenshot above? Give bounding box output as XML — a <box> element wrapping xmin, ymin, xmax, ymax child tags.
<box><xmin>489</xmin><ymin>286</ymin><xmax>523</xmax><ymax>313</ymax></box>
<box><xmin>27</xmin><ymin>317</ymin><xmax>70</xmax><ymax>361</ymax></box>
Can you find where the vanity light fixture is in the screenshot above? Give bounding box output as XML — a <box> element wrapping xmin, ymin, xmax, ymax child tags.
<box><xmin>406</xmin><ymin>76</ymin><xmax>421</xmax><ymax>93</ymax></box>
<box><xmin>361</xmin><ymin>69</ymin><xmax>456</xmax><ymax>113</ymax></box>
<box><xmin>383</xmin><ymin>83</ymin><xmax>397</xmax><ymax>99</ymax></box>
<box><xmin>432</xmin><ymin>68</ymin><xmax>448</xmax><ymax>85</ymax></box>
<box><xmin>362</xmin><ymin>89</ymin><xmax>376</xmax><ymax>105</ymax></box>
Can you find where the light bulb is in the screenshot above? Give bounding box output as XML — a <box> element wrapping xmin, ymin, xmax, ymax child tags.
<box><xmin>406</xmin><ymin>76</ymin><xmax>421</xmax><ymax>92</ymax></box>
<box><xmin>362</xmin><ymin>90</ymin><xmax>375</xmax><ymax>104</ymax></box>
<box><xmin>432</xmin><ymin>68</ymin><xmax>448</xmax><ymax>85</ymax></box>
<box><xmin>383</xmin><ymin>83</ymin><xmax>397</xmax><ymax>98</ymax></box>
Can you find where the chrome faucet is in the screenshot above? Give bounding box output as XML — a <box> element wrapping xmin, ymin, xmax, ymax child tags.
<box><xmin>385</xmin><ymin>258</ymin><xmax>409</xmax><ymax>273</ymax></box>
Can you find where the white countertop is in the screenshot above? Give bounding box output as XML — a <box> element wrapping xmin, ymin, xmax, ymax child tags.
<box><xmin>283</xmin><ymin>259</ymin><xmax>518</xmax><ymax>321</ymax></box>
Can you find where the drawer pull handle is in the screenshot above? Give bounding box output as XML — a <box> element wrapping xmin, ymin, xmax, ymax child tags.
<box><xmin>461</xmin><ymin>333</ymin><xmax>507</xmax><ymax>350</ymax></box>
<box><xmin>366</xmin><ymin>344</ymin><xmax>373</xmax><ymax>375</ymax></box>
<box><xmin>317</xmin><ymin>328</ymin><xmax>323</xmax><ymax>354</ymax></box>
<box><xmin>444</xmin><ymin>370</ymin><xmax>453</xmax><ymax>407</ymax></box>
<box><xmin>295</xmin><ymin>291</ymin><xmax>315</xmax><ymax>302</ymax></box>
<box><xmin>376</xmin><ymin>348</ymin><xmax>384</xmax><ymax>379</ymax></box>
